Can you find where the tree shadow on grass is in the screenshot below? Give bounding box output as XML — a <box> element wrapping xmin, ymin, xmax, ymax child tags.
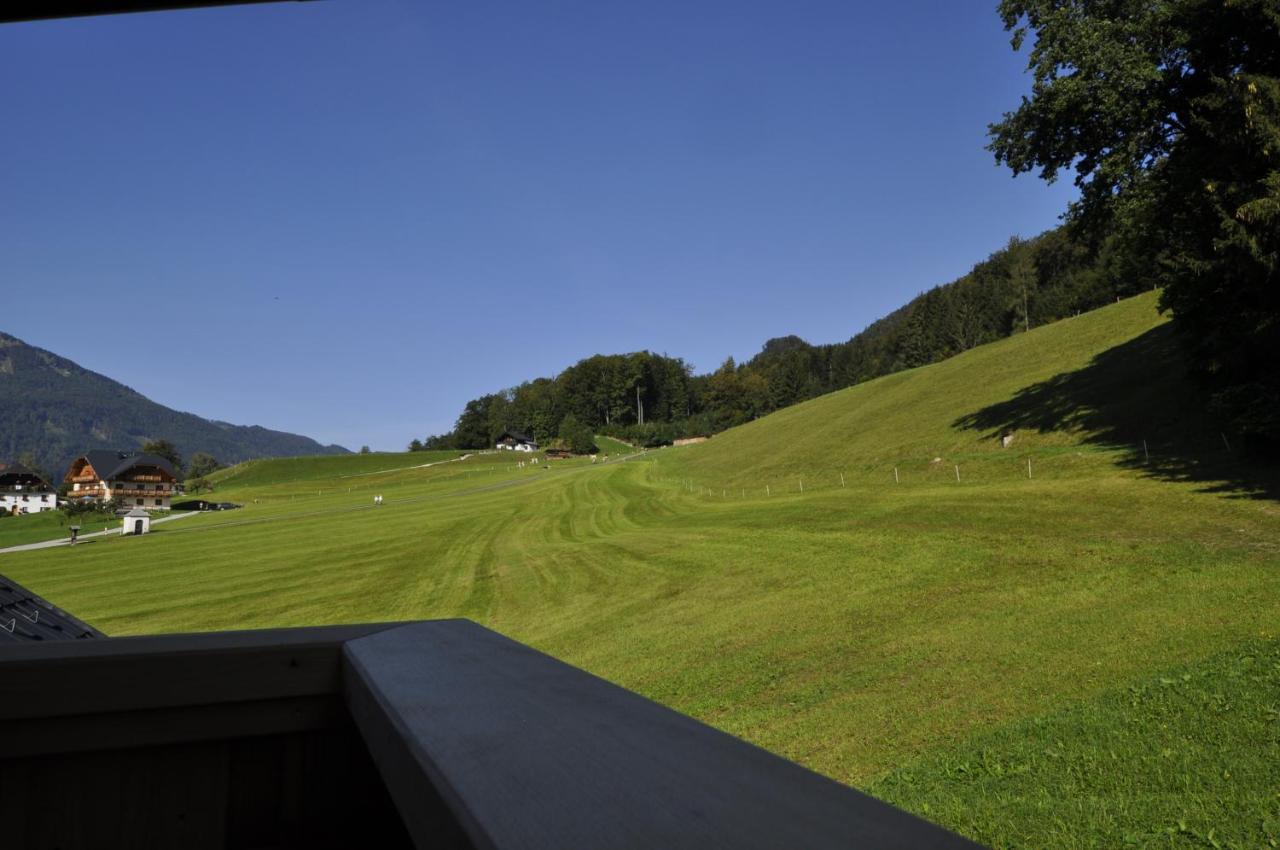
<box><xmin>953</xmin><ymin>323</ymin><xmax>1280</xmax><ymax>501</ymax></box>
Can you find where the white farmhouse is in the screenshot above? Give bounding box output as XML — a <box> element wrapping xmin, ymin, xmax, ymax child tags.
<box><xmin>495</xmin><ymin>431</ymin><xmax>539</xmax><ymax>453</ymax></box>
<box><xmin>0</xmin><ymin>462</ymin><xmax>57</xmax><ymax>515</ymax></box>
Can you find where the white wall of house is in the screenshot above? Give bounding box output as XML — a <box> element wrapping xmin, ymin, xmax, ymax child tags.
<box><xmin>121</xmin><ymin>512</ymin><xmax>152</xmax><ymax>536</ymax></box>
<box><xmin>1</xmin><ymin>491</ymin><xmax>57</xmax><ymax>514</ymax></box>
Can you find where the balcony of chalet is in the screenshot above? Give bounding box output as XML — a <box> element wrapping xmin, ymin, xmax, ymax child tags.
<box><xmin>107</xmin><ymin>487</ymin><xmax>174</xmax><ymax>498</ymax></box>
<box><xmin>0</xmin><ymin>612</ymin><xmax>982</xmax><ymax>850</ymax></box>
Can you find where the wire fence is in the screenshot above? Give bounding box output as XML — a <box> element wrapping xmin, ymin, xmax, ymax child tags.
<box><xmin>641</xmin><ymin>436</ymin><xmax>1260</xmax><ymax>502</ymax></box>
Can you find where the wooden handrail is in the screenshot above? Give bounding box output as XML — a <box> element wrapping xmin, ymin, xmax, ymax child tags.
<box><xmin>343</xmin><ymin>621</ymin><xmax>983</xmax><ymax>850</ymax></box>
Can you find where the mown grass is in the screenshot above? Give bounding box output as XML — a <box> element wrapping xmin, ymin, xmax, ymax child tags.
<box><xmin>660</xmin><ymin>292</ymin><xmax>1268</xmax><ymax>501</ymax></box>
<box><xmin>208</xmin><ymin>448</ymin><xmax>465</xmax><ymax>488</ymax></box>
<box><xmin>592</xmin><ymin>434</ymin><xmax>636</xmax><ymax>456</ymax></box>
<box><xmin>871</xmin><ymin>639</ymin><xmax>1280</xmax><ymax>849</ymax></box>
<box><xmin>1</xmin><ymin>293</ymin><xmax>1276</xmax><ymax>848</ymax></box>
<box><xmin>0</xmin><ymin>510</ymin><xmax>116</xmax><ymax>549</ymax></box>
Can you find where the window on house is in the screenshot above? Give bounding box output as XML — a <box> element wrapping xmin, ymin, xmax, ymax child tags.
<box><xmin>136</xmin><ymin>498</ymin><xmax>143</xmax><ymax>506</ymax></box>
<box><xmin>154</xmin><ymin>499</ymin><xmax>162</xmax><ymax>506</ymax></box>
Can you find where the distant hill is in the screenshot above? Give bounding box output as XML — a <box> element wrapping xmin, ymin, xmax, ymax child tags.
<box><xmin>666</xmin><ymin>291</ymin><xmax>1270</xmax><ymax>498</ymax></box>
<box><xmin>670</xmin><ymin>293</ymin><xmax>1174</xmax><ymax>484</ymax></box>
<box><xmin>0</xmin><ymin>331</ymin><xmax>349</xmax><ymax>478</ymax></box>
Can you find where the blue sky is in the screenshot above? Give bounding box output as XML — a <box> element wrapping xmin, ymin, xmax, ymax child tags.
<box><xmin>1</xmin><ymin>1</ymin><xmax>1076</xmax><ymax>451</ymax></box>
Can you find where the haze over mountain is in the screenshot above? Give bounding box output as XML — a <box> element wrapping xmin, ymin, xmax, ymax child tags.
<box><xmin>0</xmin><ymin>332</ymin><xmax>349</xmax><ymax>478</ymax></box>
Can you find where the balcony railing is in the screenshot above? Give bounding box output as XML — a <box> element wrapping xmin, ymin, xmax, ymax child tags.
<box><xmin>0</xmin><ymin>620</ymin><xmax>983</xmax><ymax>849</ymax></box>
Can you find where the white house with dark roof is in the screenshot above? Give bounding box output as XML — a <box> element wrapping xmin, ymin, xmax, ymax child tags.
<box><xmin>0</xmin><ymin>461</ymin><xmax>57</xmax><ymax>515</ymax></box>
<box><xmin>495</xmin><ymin>431</ymin><xmax>538</xmax><ymax>452</ymax></box>
<box><xmin>64</xmin><ymin>450</ymin><xmax>179</xmax><ymax>510</ymax></box>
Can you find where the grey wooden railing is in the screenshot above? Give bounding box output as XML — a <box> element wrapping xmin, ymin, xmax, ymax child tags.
<box><xmin>0</xmin><ymin>620</ymin><xmax>983</xmax><ymax>849</ymax></box>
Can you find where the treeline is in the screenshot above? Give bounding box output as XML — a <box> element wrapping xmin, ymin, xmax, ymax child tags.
<box><xmin>415</xmin><ymin>226</ymin><xmax>1140</xmax><ymax>451</ymax></box>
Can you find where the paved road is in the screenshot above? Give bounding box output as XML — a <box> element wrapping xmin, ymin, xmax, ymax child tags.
<box><xmin>0</xmin><ymin>510</ymin><xmax>202</xmax><ymax>554</ymax></box>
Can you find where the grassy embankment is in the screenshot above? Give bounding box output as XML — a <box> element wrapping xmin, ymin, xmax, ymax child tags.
<box><xmin>0</xmin><ymin>510</ymin><xmax>116</xmax><ymax>549</ymax></box>
<box><xmin>2</xmin><ymin>292</ymin><xmax>1276</xmax><ymax>848</ymax></box>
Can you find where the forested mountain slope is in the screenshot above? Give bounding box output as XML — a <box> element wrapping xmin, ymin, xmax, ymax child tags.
<box><xmin>0</xmin><ymin>332</ymin><xmax>348</xmax><ymax>476</ymax></box>
<box><xmin>425</xmin><ymin>226</ymin><xmax>1153</xmax><ymax>452</ymax></box>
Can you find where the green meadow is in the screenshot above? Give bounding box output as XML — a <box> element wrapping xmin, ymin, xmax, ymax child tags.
<box><xmin>2</xmin><ymin>292</ymin><xmax>1277</xmax><ymax>848</ymax></box>
<box><xmin>0</xmin><ymin>510</ymin><xmax>116</xmax><ymax>549</ymax></box>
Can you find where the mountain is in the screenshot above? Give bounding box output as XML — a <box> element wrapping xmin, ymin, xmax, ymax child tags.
<box><xmin>0</xmin><ymin>332</ymin><xmax>349</xmax><ymax>478</ymax></box>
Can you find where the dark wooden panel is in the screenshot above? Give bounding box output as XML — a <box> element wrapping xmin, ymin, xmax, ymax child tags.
<box><xmin>0</xmin><ymin>694</ymin><xmax>345</xmax><ymax>758</ymax></box>
<box><xmin>343</xmin><ymin>620</ymin><xmax>985</xmax><ymax>850</ymax></box>
<box><xmin>0</xmin><ymin>739</ymin><xmax>230</xmax><ymax>850</ymax></box>
<box><xmin>0</xmin><ymin>623</ymin><xmax>401</xmax><ymax>720</ymax></box>
<box><xmin>223</xmin><ymin>727</ymin><xmax>414</xmax><ymax>850</ymax></box>
<box><xmin>0</xmin><ymin>728</ymin><xmax>414</xmax><ymax>850</ymax></box>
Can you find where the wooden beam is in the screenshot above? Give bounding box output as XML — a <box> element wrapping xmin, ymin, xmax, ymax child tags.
<box><xmin>0</xmin><ymin>622</ymin><xmax>402</xmax><ymax>720</ymax></box>
<box><xmin>0</xmin><ymin>694</ymin><xmax>344</xmax><ymax>758</ymax></box>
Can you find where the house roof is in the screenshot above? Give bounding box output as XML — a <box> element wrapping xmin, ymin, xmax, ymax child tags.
<box><xmin>73</xmin><ymin>450</ymin><xmax>177</xmax><ymax>481</ymax></box>
<box><xmin>124</xmin><ymin>508</ymin><xmax>151</xmax><ymax>518</ymax></box>
<box><xmin>0</xmin><ymin>462</ymin><xmax>52</xmax><ymax>488</ymax></box>
<box><xmin>0</xmin><ymin>574</ymin><xmax>104</xmax><ymax>643</ymax></box>
<box><xmin>496</xmin><ymin>431</ymin><xmax>536</xmax><ymax>444</ymax></box>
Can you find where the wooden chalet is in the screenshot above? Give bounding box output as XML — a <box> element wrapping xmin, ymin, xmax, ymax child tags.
<box><xmin>64</xmin><ymin>450</ymin><xmax>179</xmax><ymax>510</ymax></box>
<box><xmin>0</xmin><ymin>461</ymin><xmax>57</xmax><ymax>515</ymax></box>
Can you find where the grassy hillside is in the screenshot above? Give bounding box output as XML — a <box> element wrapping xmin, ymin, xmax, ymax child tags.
<box><xmin>872</xmin><ymin>638</ymin><xmax>1280</xmax><ymax>849</ymax></box>
<box><xmin>2</xmin><ymin>293</ymin><xmax>1276</xmax><ymax>848</ymax></box>
<box><xmin>0</xmin><ymin>510</ymin><xmax>117</xmax><ymax>549</ymax></box>
<box><xmin>208</xmin><ymin>449</ymin><xmax>465</xmax><ymax>488</ymax></box>
<box><xmin>662</xmin><ymin>291</ymin><xmax>1250</xmax><ymax>496</ymax></box>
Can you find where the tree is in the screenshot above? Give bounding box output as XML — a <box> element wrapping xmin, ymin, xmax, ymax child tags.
<box><xmin>408</xmin><ymin>438</ymin><xmax>424</xmax><ymax>452</ymax></box>
<box><xmin>188</xmin><ymin>476</ymin><xmax>213</xmax><ymax>495</ymax></box>
<box><xmin>187</xmin><ymin>452</ymin><xmax>222</xmax><ymax>479</ymax></box>
<box><xmin>17</xmin><ymin>451</ymin><xmax>52</xmax><ymax>486</ymax></box>
<box><xmin>423</xmin><ymin>433</ymin><xmax>456</xmax><ymax>450</ymax></box>
<box><xmin>558</xmin><ymin>414</ymin><xmax>597</xmax><ymax>455</ymax></box>
<box><xmin>453</xmin><ymin>394</ymin><xmax>500</xmax><ymax>449</ymax></box>
<box><xmin>989</xmin><ymin>0</ymin><xmax>1280</xmax><ymax>443</ymax></box>
<box><xmin>359</xmin><ymin>445</ymin><xmax>371</xmax><ymax>454</ymax></box>
<box><xmin>141</xmin><ymin>439</ymin><xmax>183</xmax><ymax>475</ymax></box>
